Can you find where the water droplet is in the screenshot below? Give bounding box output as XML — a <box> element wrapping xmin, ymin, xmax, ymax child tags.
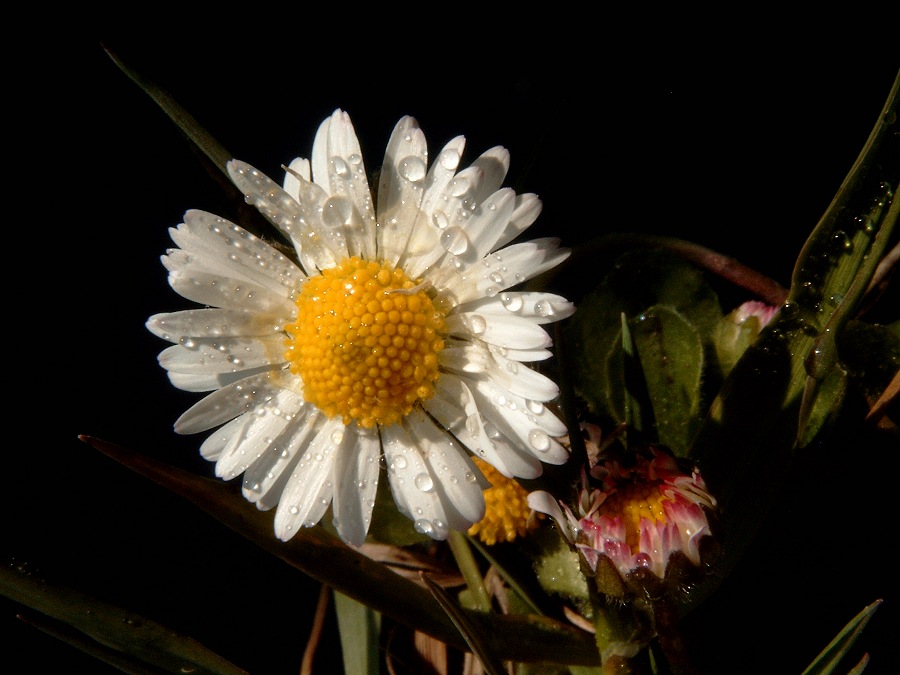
<box><xmin>331</xmin><ymin>156</ymin><xmax>350</xmax><ymax>177</ymax></box>
<box><xmin>526</xmin><ymin>400</ymin><xmax>544</xmax><ymax>414</ymax></box>
<box><xmin>439</xmin><ymin>148</ymin><xmax>461</xmax><ymax>170</ymax></box>
<box><xmin>534</xmin><ymin>300</ymin><xmax>556</xmax><ymax>318</ymax></box>
<box><xmin>414</xmin><ymin>473</ymin><xmax>434</xmax><ymax>492</ymax></box>
<box><xmin>440</xmin><ymin>226</ymin><xmax>470</xmax><ymax>255</ymax></box>
<box><xmin>392</xmin><ymin>455</ymin><xmax>408</xmax><ymax>470</ymax></box>
<box><xmin>506</xmin><ymin>361</ymin><xmax>518</xmax><ymax>373</ymax></box>
<box><xmin>528</xmin><ymin>429</ymin><xmax>551</xmax><ymax>452</ymax></box>
<box><xmin>289</xmin><ymin>505</ymin><xmax>299</xmax><ymax>515</ymax></box>
<box><xmin>322</xmin><ymin>195</ymin><xmax>353</xmax><ymax>228</ymax></box>
<box><xmin>431</xmin><ymin>519</ymin><xmax>448</xmax><ymax>538</ymax></box>
<box><xmin>465</xmin><ymin>471</ymin><xmax>478</xmax><ymax>483</ymax></box>
<box><xmin>501</xmin><ymin>293</ymin><xmax>523</xmax><ymax>311</ymax></box>
<box><xmin>399</xmin><ymin>156</ymin><xmax>426</xmax><ymax>182</ymax></box>
<box><xmin>414</xmin><ymin>518</ymin><xmax>434</xmax><ymax>535</ymax></box>
<box><xmin>331</xmin><ymin>429</ymin><xmax>344</xmax><ymax>444</ymax></box>
<box><xmin>432</xmin><ymin>209</ymin><xmax>449</xmax><ymax>229</ymax></box>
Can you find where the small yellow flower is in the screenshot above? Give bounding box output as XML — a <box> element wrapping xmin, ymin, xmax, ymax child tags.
<box><xmin>468</xmin><ymin>457</ymin><xmax>542</xmax><ymax>545</ymax></box>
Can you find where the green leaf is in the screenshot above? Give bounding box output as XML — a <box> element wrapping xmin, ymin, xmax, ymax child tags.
<box><xmin>687</xmin><ymin>70</ymin><xmax>899</xmax><ymax>610</ymax></box>
<box><xmin>801</xmin><ymin>599</ymin><xmax>882</xmax><ymax>675</ymax></box>
<box><xmin>420</xmin><ymin>572</ymin><xmax>509</xmax><ymax>675</ymax></box>
<box><xmin>607</xmin><ymin>306</ymin><xmax>705</xmax><ymax>455</ymax></box>
<box><xmin>1</xmin><ymin>561</ymin><xmax>247</xmax><ymax>674</ymax></box>
<box><xmin>565</xmin><ymin>248</ymin><xmax>722</xmax><ymax>444</ymax></box>
<box><xmin>333</xmin><ymin>590</ymin><xmax>381</xmax><ymax>675</ymax></box>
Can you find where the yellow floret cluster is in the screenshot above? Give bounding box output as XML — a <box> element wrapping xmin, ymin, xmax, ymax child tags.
<box><xmin>599</xmin><ymin>483</ymin><xmax>668</xmax><ymax>552</ymax></box>
<box><xmin>468</xmin><ymin>458</ymin><xmax>542</xmax><ymax>545</ymax></box>
<box><xmin>285</xmin><ymin>257</ymin><xmax>446</xmax><ymax>429</ymax></box>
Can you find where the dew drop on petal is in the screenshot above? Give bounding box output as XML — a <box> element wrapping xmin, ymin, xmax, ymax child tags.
<box><xmin>392</xmin><ymin>455</ymin><xmax>408</xmax><ymax>470</ymax></box>
<box><xmin>526</xmin><ymin>400</ymin><xmax>544</xmax><ymax>414</ymax></box>
<box><xmin>439</xmin><ymin>148</ymin><xmax>461</xmax><ymax>170</ymax></box>
<box><xmin>501</xmin><ymin>293</ymin><xmax>523</xmax><ymax>312</ymax></box>
<box><xmin>322</xmin><ymin>195</ymin><xmax>353</xmax><ymax>228</ymax></box>
<box><xmin>399</xmin><ymin>156</ymin><xmax>426</xmax><ymax>182</ymax></box>
<box><xmin>331</xmin><ymin>156</ymin><xmax>350</xmax><ymax>177</ymax></box>
<box><xmin>431</xmin><ymin>519</ymin><xmax>448</xmax><ymax>538</ymax></box>
<box><xmin>289</xmin><ymin>505</ymin><xmax>299</xmax><ymax>515</ymax></box>
<box><xmin>414</xmin><ymin>518</ymin><xmax>434</xmax><ymax>535</ymax></box>
<box><xmin>414</xmin><ymin>473</ymin><xmax>434</xmax><ymax>492</ymax></box>
<box><xmin>331</xmin><ymin>428</ymin><xmax>344</xmax><ymax>444</ymax></box>
<box><xmin>528</xmin><ymin>429</ymin><xmax>551</xmax><ymax>452</ymax></box>
<box><xmin>432</xmin><ymin>209</ymin><xmax>449</xmax><ymax>229</ymax></box>
<box><xmin>441</xmin><ymin>226</ymin><xmax>470</xmax><ymax>255</ymax></box>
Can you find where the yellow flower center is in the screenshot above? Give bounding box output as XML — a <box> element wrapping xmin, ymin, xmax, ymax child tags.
<box><xmin>285</xmin><ymin>257</ymin><xmax>445</xmax><ymax>429</ymax></box>
<box><xmin>468</xmin><ymin>458</ymin><xmax>541</xmax><ymax>545</ymax></box>
<box><xmin>599</xmin><ymin>483</ymin><xmax>668</xmax><ymax>553</ymax></box>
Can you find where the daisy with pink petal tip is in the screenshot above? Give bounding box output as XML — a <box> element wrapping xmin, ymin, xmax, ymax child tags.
<box><xmin>147</xmin><ymin>109</ymin><xmax>574</xmax><ymax>547</ymax></box>
<box><xmin>527</xmin><ymin>444</ymin><xmax>717</xmax><ymax>594</ymax></box>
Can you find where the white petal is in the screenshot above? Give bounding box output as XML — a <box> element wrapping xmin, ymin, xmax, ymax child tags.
<box><xmin>382</xmin><ymin>417</ymin><xmax>471</xmax><ymax>540</ymax></box>
<box><xmin>283</xmin><ymin>157</ymin><xmax>311</xmax><ymax>202</ymax></box>
<box><xmin>158</xmin><ymin>336</ymin><xmax>284</xmax><ymax>375</ymax></box>
<box><xmin>378</xmin><ymin>116</ymin><xmax>427</xmax><ymax>266</ymax></box>
<box><xmin>442</xmin><ymin>238</ymin><xmax>570</xmax><ymax>305</ymax></box>
<box><xmin>469</xmin><ymin>146</ymin><xmax>510</xmax><ymax>201</ymax></box>
<box><xmin>147</xmin><ymin>309</ymin><xmax>284</xmax><ymax>342</ymax></box>
<box><xmin>458</xmin><ymin>292</ymin><xmax>576</xmax><ymax>325</ymax></box>
<box><xmin>431</xmin><ymin>188</ymin><xmax>517</xmax><ymax>271</ymax></box>
<box><xmin>273</xmin><ymin>416</ymin><xmax>346</xmax><ymax>540</ymax></box>
<box><xmin>174</xmin><ymin>371</ymin><xmax>288</xmax><ymax>434</ymax></box>
<box><xmin>165</xmin><ymin>265</ymin><xmax>296</xmax><ymax>316</ymax></box>
<box><xmin>332</xmin><ymin>426</ymin><xmax>380</xmax><ymax>546</ymax></box>
<box><xmin>527</xmin><ymin>490</ymin><xmax>571</xmax><ymax>541</ymax></box>
<box><xmin>426</xmin><ymin>375</ymin><xmax>543</xmax><ymax>479</ymax></box>
<box><xmin>445</xmin><ymin>312</ymin><xmax>552</xmax><ymax>350</ymax></box>
<box><xmin>402</xmin><ymin>135</ymin><xmax>467</xmax><ymax>279</ymax></box>
<box><xmin>168</xmin><ymin>367</ymin><xmax>274</xmax><ymax>392</ymax></box>
<box><xmin>405</xmin><ymin>409</ymin><xmax>486</xmax><ymax>526</ymax></box>
<box><xmin>227</xmin><ymin>160</ymin><xmax>345</xmax><ymax>273</ymax></box>
<box><xmin>212</xmin><ymin>388</ymin><xmax>307</xmax><ymax>481</ymax></box>
<box><xmin>173</xmin><ymin>210</ymin><xmax>304</xmax><ymax>293</ymax></box>
<box><xmin>492</xmin><ymin>193</ymin><xmax>542</xmax><ymax>251</ymax></box>
<box><xmin>242</xmin><ymin>405</ymin><xmax>323</xmax><ymax>511</ymax></box>
<box><xmin>469</xmin><ymin>378</ymin><xmax>569</xmax><ymax>465</ymax></box>
<box><xmin>315</xmin><ymin>109</ymin><xmax>377</xmax><ymax>260</ymax></box>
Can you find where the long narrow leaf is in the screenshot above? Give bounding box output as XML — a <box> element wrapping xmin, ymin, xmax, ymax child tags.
<box><xmin>801</xmin><ymin>599</ymin><xmax>882</xmax><ymax>675</ymax></box>
<box><xmin>420</xmin><ymin>572</ymin><xmax>509</xmax><ymax>675</ymax></box>
<box><xmin>1</xmin><ymin>562</ymin><xmax>247</xmax><ymax>674</ymax></box>
<box><xmin>78</xmin><ymin>435</ymin><xmax>600</xmax><ymax>666</ymax></box>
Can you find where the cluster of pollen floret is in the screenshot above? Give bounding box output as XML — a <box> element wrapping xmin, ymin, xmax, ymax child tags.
<box><xmin>285</xmin><ymin>257</ymin><xmax>446</xmax><ymax>429</ymax></box>
<box><xmin>468</xmin><ymin>458</ymin><xmax>541</xmax><ymax>545</ymax></box>
<box><xmin>598</xmin><ymin>483</ymin><xmax>668</xmax><ymax>553</ymax></box>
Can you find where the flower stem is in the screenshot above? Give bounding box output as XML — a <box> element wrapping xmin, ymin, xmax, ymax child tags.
<box><xmin>447</xmin><ymin>530</ymin><xmax>492</xmax><ymax>613</ymax></box>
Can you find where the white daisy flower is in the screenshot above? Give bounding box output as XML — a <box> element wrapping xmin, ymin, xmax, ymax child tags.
<box><xmin>147</xmin><ymin>108</ymin><xmax>575</xmax><ymax>547</ymax></box>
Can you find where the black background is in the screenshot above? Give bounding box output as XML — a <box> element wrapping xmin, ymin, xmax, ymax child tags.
<box><xmin>5</xmin><ymin>25</ymin><xmax>898</xmax><ymax>674</ymax></box>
